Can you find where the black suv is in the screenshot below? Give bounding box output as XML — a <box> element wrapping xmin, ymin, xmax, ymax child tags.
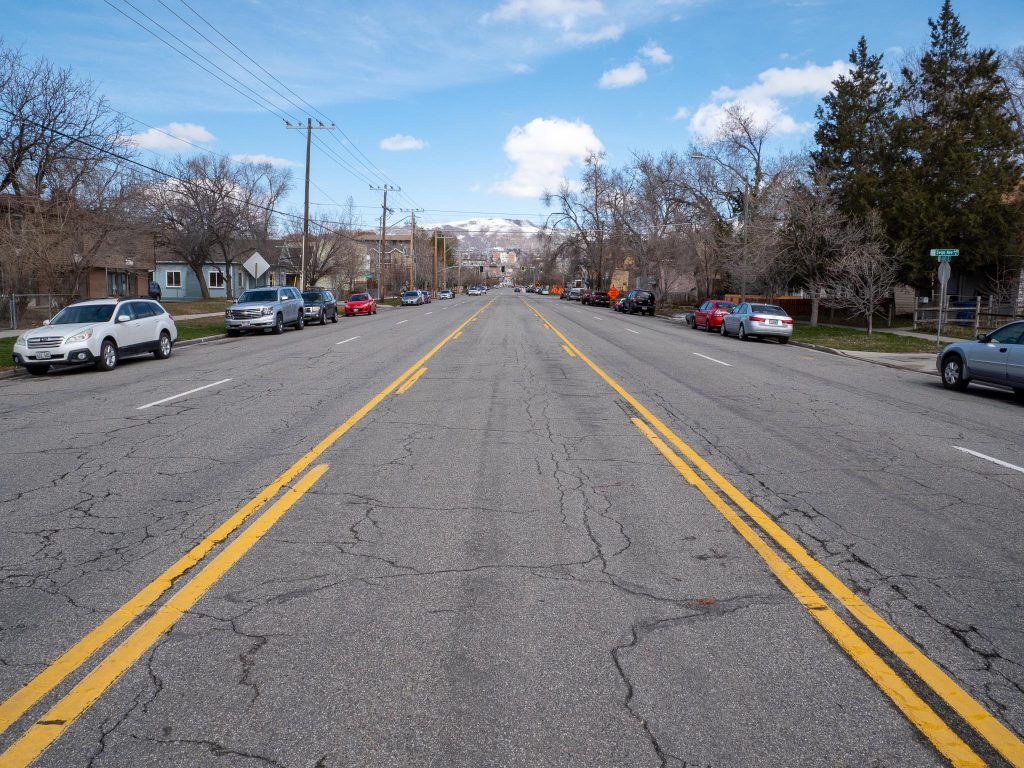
<box><xmin>301</xmin><ymin>289</ymin><xmax>339</xmax><ymax>324</ymax></box>
<box><xmin>621</xmin><ymin>289</ymin><xmax>656</xmax><ymax>316</ymax></box>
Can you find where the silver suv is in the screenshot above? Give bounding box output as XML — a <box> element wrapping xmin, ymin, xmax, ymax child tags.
<box><xmin>225</xmin><ymin>287</ymin><xmax>305</xmax><ymax>336</ymax></box>
<box><xmin>12</xmin><ymin>298</ymin><xmax>177</xmax><ymax>376</ymax></box>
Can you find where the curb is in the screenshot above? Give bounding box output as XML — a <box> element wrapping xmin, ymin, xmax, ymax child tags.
<box><xmin>788</xmin><ymin>340</ymin><xmax>940</xmax><ymax>377</ymax></box>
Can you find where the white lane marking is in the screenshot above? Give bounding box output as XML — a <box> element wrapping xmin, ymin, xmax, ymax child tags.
<box><xmin>953</xmin><ymin>446</ymin><xmax>1024</xmax><ymax>475</ymax></box>
<box><xmin>137</xmin><ymin>378</ymin><xmax>232</xmax><ymax>410</ymax></box>
<box><xmin>592</xmin><ymin>315</ymin><xmax>603</xmax><ymax>320</ymax></box>
<box><xmin>425</xmin><ymin>311</ymin><xmax>433</xmax><ymax>315</ymax></box>
<box><xmin>395</xmin><ymin>319</ymin><xmax>410</xmax><ymax>325</ymax></box>
<box><xmin>692</xmin><ymin>352</ymin><xmax>732</xmax><ymax>367</ymax></box>
<box><xmin>625</xmin><ymin>328</ymin><xmax>641</xmax><ymax>335</ymax></box>
<box><xmin>335</xmin><ymin>336</ymin><xmax>360</xmax><ymax>345</ymax></box>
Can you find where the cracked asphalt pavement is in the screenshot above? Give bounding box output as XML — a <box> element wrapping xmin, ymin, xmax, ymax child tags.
<box><xmin>0</xmin><ymin>292</ymin><xmax>1021</xmax><ymax>767</ymax></box>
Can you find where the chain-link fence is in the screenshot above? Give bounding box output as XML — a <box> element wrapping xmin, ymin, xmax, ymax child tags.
<box><xmin>1</xmin><ymin>294</ymin><xmax>79</xmax><ymax>330</ymax></box>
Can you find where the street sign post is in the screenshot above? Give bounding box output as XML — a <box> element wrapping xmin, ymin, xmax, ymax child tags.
<box><xmin>936</xmin><ymin>261</ymin><xmax>952</xmax><ymax>342</ymax></box>
<box><xmin>930</xmin><ymin>248</ymin><xmax>959</xmax><ymax>263</ymax></box>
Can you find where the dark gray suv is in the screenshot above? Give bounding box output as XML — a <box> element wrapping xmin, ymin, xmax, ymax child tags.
<box><xmin>225</xmin><ymin>287</ymin><xmax>305</xmax><ymax>336</ymax></box>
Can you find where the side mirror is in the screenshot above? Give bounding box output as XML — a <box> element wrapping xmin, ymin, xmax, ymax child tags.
<box><xmin>976</xmin><ymin>333</ymin><xmax>987</xmax><ymax>342</ymax></box>
<box><xmin>117</xmin><ymin>314</ymin><xmax>131</xmax><ymax>323</ymax></box>
<box><xmin>43</xmin><ymin>319</ymin><xmax>50</xmax><ymax>326</ymax></box>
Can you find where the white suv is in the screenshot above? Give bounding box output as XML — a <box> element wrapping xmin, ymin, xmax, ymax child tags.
<box><xmin>12</xmin><ymin>298</ymin><xmax>178</xmax><ymax>376</ymax></box>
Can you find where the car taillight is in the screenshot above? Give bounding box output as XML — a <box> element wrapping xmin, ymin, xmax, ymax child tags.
<box><xmin>750</xmin><ymin>316</ymin><xmax>765</xmax><ymax>322</ymax></box>
<box><xmin>783</xmin><ymin>318</ymin><xmax>793</xmax><ymax>325</ymax></box>
<box><xmin>714</xmin><ymin>310</ymin><xmax>726</xmax><ymax>316</ymax></box>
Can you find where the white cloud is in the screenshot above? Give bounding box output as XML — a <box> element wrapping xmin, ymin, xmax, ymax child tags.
<box><xmin>230</xmin><ymin>154</ymin><xmax>298</xmax><ymax>167</ymax></box>
<box><xmin>599</xmin><ymin>61</ymin><xmax>646</xmax><ymax>88</ymax></box>
<box><xmin>508</xmin><ymin>62</ymin><xmax>533</xmax><ymax>74</ymax></box>
<box><xmin>690</xmin><ymin>60</ymin><xmax>847</xmax><ymax>137</ymax></box>
<box><xmin>563</xmin><ymin>23</ymin><xmax>624</xmax><ymax>44</ymax></box>
<box><xmin>129</xmin><ymin>122</ymin><xmax>215</xmax><ymax>151</ymax></box>
<box><xmin>481</xmin><ymin>0</ymin><xmax>605</xmax><ymax>30</ymax></box>
<box><xmin>640</xmin><ymin>43</ymin><xmax>671</xmax><ymax>65</ymax></box>
<box><xmin>671</xmin><ymin>106</ymin><xmax>690</xmax><ymax>121</ymax></box>
<box><xmin>380</xmin><ymin>134</ymin><xmax>428</xmax><ymax>151</ymax></box>
<box><xmin>493</xmin><ymin>117</ymin><xmax>603</xmax><ymax>198</ymax></box>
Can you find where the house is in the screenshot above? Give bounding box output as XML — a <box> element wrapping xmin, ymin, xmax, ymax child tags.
<box><xmin>152</xmin><ymin>241</ymin><xmax>300</xmax><ymax>301</ymax></box>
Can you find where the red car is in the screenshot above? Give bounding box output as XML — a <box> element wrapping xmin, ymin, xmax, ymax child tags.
<box><xmin>692</xmin><ymin>299</ymin><xmax>736</xmax><ymax>331</ymax></box>
<box><xmin>344</xmin><ymin>293</ymin><xmax>377</xmax><ymax>316</ymax></box>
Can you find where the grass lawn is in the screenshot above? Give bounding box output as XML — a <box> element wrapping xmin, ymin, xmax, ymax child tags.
<box><xmin>0</xmin><ymin>337</ymin><xmax>14</xmax><ymax>370</ymax></box>
<box><xmin>793</xmin><ymin>324</ymin><xmax>941</xmax><ymax>353</ymax></box>
<box><xmin>175</xmin><ymin>319</ymin><xmax>227</xmax><ymax>341</ymax></box>
<box><xmin>162</xmin><ymin>298</ymin><xmax>232</xmax><ymax>315</ymax></box>
<box><xmin>379</xmin><ymin>297</ymin><xmax>402</xmax><ymax>307</ymax></box>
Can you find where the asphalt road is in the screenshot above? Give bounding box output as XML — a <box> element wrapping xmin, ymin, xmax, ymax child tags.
<box><xmin>0</xmin><ymin>292</ymin><xmax>1021</xmax><ymax>767</ymax></box>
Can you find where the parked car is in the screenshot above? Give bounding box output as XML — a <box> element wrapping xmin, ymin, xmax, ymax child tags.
<box><xmin>612</xmin><ymin>296</ymin><xmax>628</xmax><ymax>312</ymax></box>
<box><xmin>581</xmin><ymin>291</ymin><xmax>610</xmax><ymax>307</ymax></box>
<box><xmin>540</xmin><ymin>287</ymin><xmax>551</xmax><ymax>295</ymax></box>
<box><xmin>565</xmin><ymin>287</ymin><xmax>582</xmax><ymax>301</ymax></box>
<box><xmin>683</xmin><ymin>311</ymin><xmax>696</xmax><ymax>327</ymax></box>
<box><xmin>225</xmin><ymin>287</ymin><xmax>304</xmax><ymax>336</ymax></box>
<box><xmin>12</xmin><ymin>298</ymin><xmax>177</xmax><ymax>375</ymax></box>
<box><xmin>513</xmin><ymin>287</ymin><xmax>522</xmax><ymax>293</ymax></box>
<box><xmin>621</xmin><ymin>289</ymin><xmax>656</xmax><ymax>316</ymax></box>
<box><xmin>692</xmin><ymin>300</ymin><xmax>736</xmax><ymax>331</ymax></box>
<box><xmin>345</xmin><ymin>293</ymin><xmax>377</xmax><ymax>316</ymax></box>
<box><xmin>147</xmin><ymin>280</ymin><xmax>162</xmax><ymax>301</ymax></box>
<box><xmin>421</xmin><ymin>290</ymin><xmax>432</xmax><ymax>304</ymax></box>
<box><xmin>468</xmin><ymin>286</ymin><xmax>484</xmax><ymax>296</ymax></box>
<box><xmin>720</xmin><ymin>302</ymin><xmax>793</xmax><ymax>343</ymax></box>
<box><xmin>401</xmin><ymin>290</ymin><xmax>425</xmax><ymax>306</ymax></box>
<box><xmin>439</xmin><ymin>289</ymin><xmax>455</xmax><ymax>300</ymax></box>
<box><xmin>301</xmin><ymin>289</ymin><xmax>339</xmax><ymax>325</ymax></box>
<box><xmin>937</xmin><ymin>320</ymin><xmax>1024</xmax><ymax>396</ymax></box>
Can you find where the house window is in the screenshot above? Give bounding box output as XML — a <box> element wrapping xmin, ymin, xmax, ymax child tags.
<box><xmin>166</xmin><ymin>271</ymin><xmax>182</xmax><ymax>288</ymax></box>
<box><xmin>208</xmin><ymin>271</ymin><xmax>225</xmax><ymax>288</ymax></box>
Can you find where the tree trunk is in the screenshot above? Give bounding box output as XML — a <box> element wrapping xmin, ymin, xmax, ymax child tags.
<box><xmin>810</xmin><ymin>294</ymin><xmax>820</xmax><ymax>326</ymax></box>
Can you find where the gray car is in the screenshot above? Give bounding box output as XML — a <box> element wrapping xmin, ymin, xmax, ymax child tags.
<box><xmin>937</xmin><ymin>320</ymin><xmax>1024</xmax><ymax>396</ymax></box>
<box><xmin>225</xmin><ymin>287</ymin><xmax>305</xmax><ymax>335</ymax></box>
<box><xmin>721</xmin><ymin>302</ymin><xmax>793</xmax><ymax>342</ymax></box>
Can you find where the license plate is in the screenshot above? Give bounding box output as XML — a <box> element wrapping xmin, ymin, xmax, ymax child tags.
<box><xmin>768</xmin><ymin>319</ymin><xmax>779</xmax><ymax>325</ymax></box>
<box><xmin>36</xmin><ymin>351</ymin><xmax>52</xmax><ymax>359</ymax></box>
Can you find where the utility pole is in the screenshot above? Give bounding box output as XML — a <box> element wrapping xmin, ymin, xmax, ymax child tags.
<box><xmin>371</xmin><ymin>185</ymin><xmax>400</xmax><ymax>300</ymax></box>
<box><xmin>399</xmin><ymin>208</ymin><xmax>423</xmax><ymax>293</ymax></box>
<box><xmin>285</xmin><ymin>118</ymin><xmax>334</xmax><ymax>289</ymax></box>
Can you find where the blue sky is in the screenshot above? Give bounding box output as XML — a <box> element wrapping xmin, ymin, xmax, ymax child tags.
<box><xmin>7</xmin><ymin>0</ymin><xmax>1024</xmax><ymax>229</ymax></box>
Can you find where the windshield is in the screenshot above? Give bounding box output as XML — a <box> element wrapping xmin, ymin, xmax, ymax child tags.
<box><xmin>751</xmin><ymin>304</ymin><xmax>787</xmax><ymax>315</ymax></box>
<box><xmin>237</xmin><ymin>289</ymin><xmax>278</xmax><ymax>303</ymax></box>
<box><xmin>403</xmin><ymin>291</ymin><xmax>419</xmax><ymax>298</ymax></box>
<box><xmin>349</xmin><ymin>294</ymin><xmax>370</xmax><ymax>302</ymax></box>
<box><xmin>50</xmin><ymin>304</ymin><xmax>115</xmax><ymax>325</ymax></box>
<box><xmin>302</xmin><ymin>292</ymin><xmax>324</xmax><ymax>302</ymax></box>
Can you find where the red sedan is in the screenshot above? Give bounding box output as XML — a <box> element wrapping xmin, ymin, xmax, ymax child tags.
<box><xmin>344</xmin><ymin>293</ymin><xmax>377</xmax><ymax>316</ymax></box>
<box><xmin>692</xmin><ymin>299</ymin><xmax>736</xmax><ymax>331</ymax></box>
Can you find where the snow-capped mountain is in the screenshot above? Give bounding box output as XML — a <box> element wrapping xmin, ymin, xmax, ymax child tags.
<box><xmin>433</xmin><ymin>217</ymin><xmax>549</xmax><ymax>255</ymax></box>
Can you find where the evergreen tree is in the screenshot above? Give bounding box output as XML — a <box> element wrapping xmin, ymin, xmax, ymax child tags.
<box><xmin>812</xmin><ymin>36</ymin><xmax>900</xmax><ymax>225</ymax></box>
<box><xmin>896</xmin><ymin>0</ymin><xmax>1024</xmax><ymax>287</ymax></box>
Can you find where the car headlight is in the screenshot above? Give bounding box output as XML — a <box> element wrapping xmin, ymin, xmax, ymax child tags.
<box><xmin>225</xmin><ymin>309</ymin><xmax>231</xmax><ymax>317</ymax></box>
<box><xmin>15</xmin><ymin>334</ymin><xmax>25</xmax><ymax>346</ymax></box>
<box><xmin>66</xmin><ymin>329</ymin><xmax>94</xmax><ymax>344</ymax></box>
<box><xmin>261</xmin><ymin>306</ymin><xmax>273</xmax><ymax>316</ymax></box>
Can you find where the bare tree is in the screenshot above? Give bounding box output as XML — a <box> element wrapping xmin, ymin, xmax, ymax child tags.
<box><xmin>824</xmin><ymin>214</ymin><xmax>902</xmax><ymax>333</ymax></box>
<box><xmin>296</xmin><ymin>199</ymin><xmax>365</xmax><ymax>290</ymax></box>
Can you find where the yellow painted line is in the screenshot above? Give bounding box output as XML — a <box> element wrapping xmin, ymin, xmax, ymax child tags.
<box><xmin>453</xmin><ymin>331</ymin><xmax>462</xmax><ymax>339</ymax></box>
<box><xmin>396</xmin><ymin>366</ymin><xmax>427</xmax><ymax>394</ymax></box>
<box><xmin>631</xmin><ymin>418</ymin><xmax>983</xmax><ymax>768</ymax></box>
<box><xmin>561</xmin><ymin>344</ymin><xmax>576</xmax><ymax>358</ymax></box>
<box><xmin>0</xmin><ymin>300</ymin><xmax>491</xmax><ymax>742</ymax></box>
<box><xmin>0</xmin><ymin>464</ymin><xmax>329</xmax><ymax>768</ymax></box>
<box><xmin>524</xmin><ymin>299</ymin><xmax>1024</xmax><ymax>766</ymax></box>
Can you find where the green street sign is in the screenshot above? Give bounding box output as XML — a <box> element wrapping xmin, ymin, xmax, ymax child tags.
<box><xmin>930</xmin><ymin>248</ymin><xmax>959</xmax><ymax>261</ymax></box>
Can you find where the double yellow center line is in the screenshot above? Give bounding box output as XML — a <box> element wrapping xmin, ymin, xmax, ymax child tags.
<box><xmin>0</xmin><ymin>300</ymin><xmax>491</xmax><ymax>767</ymax></box>
<box><xmin>524</xmin><ymin>300</ymin><xmax>1024</xmax><ymax>768</ymax></box>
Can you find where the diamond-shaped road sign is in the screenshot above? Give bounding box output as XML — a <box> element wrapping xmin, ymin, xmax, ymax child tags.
<box><xmin>243</xmin><ymin>251</ymin><xmax>270</xmax><ymax>279</ymax></box>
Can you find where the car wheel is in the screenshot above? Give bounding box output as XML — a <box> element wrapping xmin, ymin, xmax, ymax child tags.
<box><xmin>318</xmin><ymin>309</ymin><xmax>326</xmax><ymax>325</ymax></box>
<box><xmin>227</xmin><ymin>329</ymin><xmax>240</xmax><ymax>337</ymax></box>
<box><xmin>154</xmin><ymin>331</ymin><xmax>172</xmax><ymax>359</ymax></box>
<box><xmin>296</xmin><ymin>313</ymin><xmax>305</xmax><ymax>330</ymax></box>
<box><xmin>720</xmin><ymin>322</ymin><xmax>728</xmax><ymax>337</ymax></box>
<box><xmin>372</xmin><ymin>308</ymin><xmax>377</xmax><ymax>314</ymax></box>
<box><xmin>95</xmin><ymin>339</ymin><xmax>118</xmax><ymax>371</ymax></box>
<box><xmin>1014</xmin><ymin>388</ymin><xmax>1024</xmax><ymax>401</ymax></box>
<box><xmin>25</xmin><ymin>364</ymin><xmax>49</xmax><ymax>376</ymax></box>
<box><xmin>331</xmin><ymin>310</ymin><xmax>338</xmax><ymax>323</ymax></box>
<box><xmin>941</xmin><ymin>354</ymin><xmax>969</xmax><ymax>391</ymax></box>
<box><xmin>778</xmin><ymin>337</ymin><xmax>789</xmax><ymax>345</ymax></box>
<box><xmin>705</xmin><ymin>320</ymin><xmax>713</xmax><ymax>332</ymax></box>
<box><xmin>272</xmin><ymin>314</ymin><xmax>284</xmax><ymax>334</ymax></box>
<box><xmin>738</xmin><ymin>324</ymin><xmax>748</xmax><ymax>341</ymax></box>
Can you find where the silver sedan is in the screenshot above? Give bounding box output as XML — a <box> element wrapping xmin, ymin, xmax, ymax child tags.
<box><xmin>721</xmin><ymin>302</ymin><xmax>793</xmax><ymax>343</ymax></box>
<box><xmin>937</xmin><ymin>320</ymin><xmax>1024</xmax><ymax>396</ymax></box>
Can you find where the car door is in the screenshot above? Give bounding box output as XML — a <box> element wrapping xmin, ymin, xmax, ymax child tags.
<box><xmin>280</xmin><ymin>289</ymin><xmax>298</xmax><ymax>323</ymax></box>
<box><xmin>967</xmin><ymin>324</ymin><xmax>1021</xmax><ymax>383</ymax></box>
<box><xmin>116</xmin><ymin>302</ymin><xmax>150</xmax><ymax>353</ymax></box>
<box><xmin>725</xmin><ymin>304</ymin><xmax>743</xmax><ymax>333</ymax></box>
<box><xmin>1000</xmin><ymin>323</ymin><xmax>1024</xmax><ymax>387</ymax></box>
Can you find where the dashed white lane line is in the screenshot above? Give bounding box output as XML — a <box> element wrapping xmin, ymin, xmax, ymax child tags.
<box><xmin>395</xmin><ymin>319</ymin><xmax>410</xmax><ymax>325</ymax></box>
<box><xmin>137</xmin><ymin>378</ymin><xmax>232</xmax><ymax>410</ymax></box>
<box><xmin>592</xmin><ymin>315</ymin><xmax>603</xmax><ymax>320</ymax></box>
<box><xmin>335</xmin><ymin>336</ymin><xmax>359</xmax><ymax>345</ymax></box>
<box><xmin>692</xmin><ymin>352</ymin><xmax>732</xmax><ymax>367</ymax></box>
<box><xmin>425</xmin><ymin>311</ymin><xmax>433</xmax><ymax>315</ymax></box>
<box><xmin>625</xmin><ymin>328</ymin><xmax>641</xmax><ymax>335</ymax></box>
<box><xmin>953</xmin><ymin>446</ymin><xmax>1024</xmax><ymax>475</ymax></box>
